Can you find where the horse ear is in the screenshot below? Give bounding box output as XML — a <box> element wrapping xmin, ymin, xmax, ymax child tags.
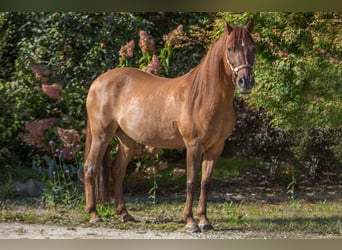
<box><xmin>246</xmin><ymin>19</ymin><xmax>254</xmax><ymax>33</ymax></box>
<box><xmin>223</xmin><ymin>20</ymin><xmax>233</xmax><ymax>34</ymax></box>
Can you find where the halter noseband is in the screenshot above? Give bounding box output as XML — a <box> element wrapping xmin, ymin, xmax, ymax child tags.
<box><xmin>226</xmin><ymin>51</ymin><xmax>255</xmax><ymax>74</ymax></box>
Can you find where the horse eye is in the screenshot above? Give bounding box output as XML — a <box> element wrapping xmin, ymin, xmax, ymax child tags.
<box><xmin>227</xmin><ymin>47</ymin><xmax>232</xmax><ymax>52</ymax></box>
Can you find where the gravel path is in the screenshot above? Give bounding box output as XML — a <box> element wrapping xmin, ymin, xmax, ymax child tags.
<box><xmin>0</xmin><ymin>222</ymin><xmax>340</xmax><ymax>239</ymax></box>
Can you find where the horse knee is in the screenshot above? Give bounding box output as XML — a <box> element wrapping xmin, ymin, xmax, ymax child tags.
<box><xmin>200</xmin><ymin>179</ymin><xmax>211</xmax><ymax>190</ymax></box>
<box><xmin>186</xmin><ymin>180</ymin><xmax>197</xmax><ymax>194</ymax></box>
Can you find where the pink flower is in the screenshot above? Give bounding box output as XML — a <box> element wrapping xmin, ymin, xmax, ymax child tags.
<box><xmin>61</xmin><ymin>148</ymin><xmax>74</xmax><ymax>161</ymax></box>
<box><xmin>29</xmin><ymin>59</ymin><xmax>57</xmax><ymax>84</ymax></box>
<box><xmin>119</xmin><ymin>40</ymin><xmax>135</xmax><ymax>61</ymax></box>
<box><xmin>138</xmin><ymin>30</ymin><xmax>155</xmax><ymax>54</ymax></box>
<box><xmin>19</xmin><ymin>118</ymin><xmax>58</xmax><ymax>150</ymax></box>
<box><xmin>158</xmin><ymin>161</ymin><xmax>168</xmax><ymax>170</ymax></box>
<box><xmin>145</xmin><ymin>55</ymin><xmax>162</xmax><ymax>75</ymax></box>
<box><xmin>42</xmin><ymin>84</ymin><xmax>62</xmax><ymax>99</ymax></box>
<box><xmin>57</xmin><ymin>127</ymin><xmax>81</xmax><ymax>148</ymax></box>
<box><xmin>171</xmin><ymin>168</ymin><xmax>186</xmax><ymax>178</ymax></box>
<box><xmin>163</xmin><ymin>24</ymin><xmax>186</xmax><ymax>47</ymax></box>
<box><xmin>144</xmin><ymin>166</ymin><xmax>157</xmax><ymax>177</ymax></box>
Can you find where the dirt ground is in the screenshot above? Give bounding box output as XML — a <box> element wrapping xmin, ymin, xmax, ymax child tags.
<box><xmin>1</xmin><ymin>222</ymin><xmax>341</xmax><ymax>239</ymax></box>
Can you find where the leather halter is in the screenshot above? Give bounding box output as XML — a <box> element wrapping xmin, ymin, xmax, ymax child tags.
<box><xmin>226</xmin><ymin>51</ymin><xmax>255</xmax><ymax>74</ymax></box>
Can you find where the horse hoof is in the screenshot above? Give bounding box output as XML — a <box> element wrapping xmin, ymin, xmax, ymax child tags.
<box><xmin>185</xmin><ymin>224</ymin><xmax>201</xmax><ymax>233</ymax></box>
<box><xmin>199</xmin><ymin>223</ymin><xmax>214</xmax><ymax>232</ymax></box>
<box><xmin>90</xmin><ymin>217</ymin><xmax>103</xmax><ymax>224</ymax></box>
<box><xmin>122</xmin><ymin>214</ymin><xmax>136</xmax><ymax>223</ymax></box>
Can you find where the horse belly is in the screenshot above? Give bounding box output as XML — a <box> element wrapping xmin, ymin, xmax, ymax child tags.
<box><xmin>120</xmin><ymin>117</ymin><xmax>184</xmax><ymax>149</ymax></box>
<box><xmin>117</xmin><ymin>100</ymin><xmax>185</xmax><ymax>149</ymax></box>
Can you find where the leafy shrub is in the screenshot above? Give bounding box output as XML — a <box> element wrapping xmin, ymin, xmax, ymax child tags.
<box><xmin>0</xmin><ymin>12</ymin><xmax>215</xmax><ymax>200</ymax></box>
<box><xmin>227</xmin><ymin>97</ymin><xmax>294</xmax><ymax>175</ymax></box>
<box><xmin>292</xmin><ymin>127</ymin><xmax>341</xmax><ymax>178</ymax></box>
<box><xmin>228</xmin><ymin>97</ymin><xmax>341</xmax><ymax>180</ymax></box>
<box><xmin>1</xmin><ymin>12</ymin><xmax>340</xmax><ymax>197</ymax></box>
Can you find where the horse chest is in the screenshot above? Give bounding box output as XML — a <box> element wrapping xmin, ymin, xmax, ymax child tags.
<box><xmin>204</xmin><ymin>110</ymin><xmax>235</xmax><ymax>143</ymax></box>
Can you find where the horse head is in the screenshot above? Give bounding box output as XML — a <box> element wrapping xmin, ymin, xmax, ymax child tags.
<box><xmin>223</xmin><ymin>19</ymin><xmax>257</xmax><ymax>94</ymax></box>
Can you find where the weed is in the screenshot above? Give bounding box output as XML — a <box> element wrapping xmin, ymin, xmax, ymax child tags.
<box><xmin>34</xmin><ymin>141</ymin><xmax>84</xmax><ymax>208</ymax></box>
<box><xmin>16</xmin><ymin>227</ymin><xmax>27</xmax><ymax>235</ymax></box>
<box><xmin>147</xmin><ymin>169</ymin><xmax>159</xmax><ymax>205</ymax></box>
<box><xmin>97</xmin><ymin>205</ymin><xmax>115</xmax><ymax>219</ymax></box>
<box><xmin>222</xmin><ymin>202</ymin><xmax>248</xmax><ymax>226</ymax></box>
<box><xmin>0</xmin><ymin>176</ymin><xmax>17</xmax><ymax>200</ymax></box>
<box><xmin>286</xmin><ymin>168</ymin><xmax>297</xmax><ymax>199</ymax></box>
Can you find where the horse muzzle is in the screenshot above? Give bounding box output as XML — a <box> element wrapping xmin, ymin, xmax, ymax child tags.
<box><xmin>236</xmin><ymin>75</ymin><xmax>254</xmax><ymax>94</ymax></box>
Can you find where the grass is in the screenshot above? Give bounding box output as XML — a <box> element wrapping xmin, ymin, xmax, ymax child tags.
<box><xmin>213</xmin><ymin>157</ymin><xmax>261</xmax><ymax>180</ymax></box>
<box><xmin>1</xmin><ymin>198</ymin><xmax>341</xmax><ymax>237</ymax></box>
<box><xmin>168</xmin><ymin>156</ymin><xmax>261</xmax><ymax>181</ymax></box>
<box><xmin>1</xmin><ymin>156</ymin><xmax>341</xmax><ymax>237</ymax></box>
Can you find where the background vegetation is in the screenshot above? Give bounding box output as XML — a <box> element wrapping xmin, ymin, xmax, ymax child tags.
<box><xmin>0</xmin><ymin>12</ymin><xmax>341</xmax><ymax>206</ymax></box>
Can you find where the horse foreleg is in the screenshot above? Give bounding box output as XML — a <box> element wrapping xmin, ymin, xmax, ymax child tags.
<box><xmin>113</xmin><ymin>132</ymin><xmax>136</xmax><ymax>222</ymax></box>
<box><xmin>197</xmin><ymin>143</ymin><xmax>224</xmax><ymax>232</ymax></box>
<box><xmin>183</xmin><ymin>140</ymin><xmax>202</xmax><ymax>233</ymax></box>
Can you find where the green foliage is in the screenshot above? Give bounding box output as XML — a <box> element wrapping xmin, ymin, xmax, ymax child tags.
<box><xmin>250</xmin><ymin>12</ymin><xmax>341</xmax><ymax>129</ymax></box>
<box><xmin>0</xmin><ymin>12</ymin><xmax>215</xmax><ymax>201</ymax></box>
<box><xmin>0</xmin><ymin>12</ymin><xmax>212</xmax><ymax>170</ymax></box>
<box><xmin>217</xmin><ymin>12</ymin><xmax>341</xmax><ymax>128</ymax></box>
<box><xmin>217</xmin><ymin>12</ymin><xmax>341</xmax><ymax>178</ymax></box>
<box><xmin>0</xmin><ymin>12</ymin><xmax>340</xmax><ymax>196</ymax></box>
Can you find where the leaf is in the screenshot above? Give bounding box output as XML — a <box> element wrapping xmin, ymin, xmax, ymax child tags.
<box><xmin>43</xmin><ymin>154</ymin><xmax>56</xmax><ymax>179</ymax></box>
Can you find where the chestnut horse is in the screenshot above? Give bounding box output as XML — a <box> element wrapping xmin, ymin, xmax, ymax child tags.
<box><xmin>84</xmin><ymin>19</ymin><xmax>257</xmax><ymax>232</ymax></box>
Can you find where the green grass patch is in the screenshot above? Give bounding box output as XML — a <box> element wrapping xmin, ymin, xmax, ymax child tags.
<box><xmin>1</xmin><ymin>157</ymin><xmax>340</xmax><ymax>237</ymax></box>
<box><xmin>168</xmin><ymin>156</ymin><xmax>261</xmax><ymax>181</ymax></box>
<box><xmin>213</xmin><ymin>157</ymin><xmax>262</xmax><ymax>180</ymax></box>
<box><xmin>1</xmin><ymin>198</ymin><xmax>341</xmax><ymax>236</ymax></box>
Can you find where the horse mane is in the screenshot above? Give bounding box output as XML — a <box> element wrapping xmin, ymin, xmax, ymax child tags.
<box><xmin>186</xmin><ymin>32</ymin><xmax>226</xmax><ymax>119</ymax></box>
<box><xmin>186</xmin><ymin>26</ymin><xmax>252</xmax><ymax>133</ymax></box>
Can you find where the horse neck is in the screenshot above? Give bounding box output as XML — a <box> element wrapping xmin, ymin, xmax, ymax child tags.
<box><xmin>187</xmin><ymin>37</ymin><xmax>234</xmax><ymax>117</ymax></box>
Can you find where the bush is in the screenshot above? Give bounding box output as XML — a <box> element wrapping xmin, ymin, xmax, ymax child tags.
<box><xmin>292</xmin><ymin>127</ymin><xmax>341</xmax><ymax>178</ymax></box>
<box><xmin>1</xmin><ymin>12</ymin><xmax>340</xmax><ymax>196</ymax></box>
<box><xmin>0</xmin><ymin>12</ymin><xmax>216</xmax><ymax>200</ymax></box>
<box><xmin>227</xmin><ymin>97</ymin><xmax>294</xmax><ymax>175</ymax></box>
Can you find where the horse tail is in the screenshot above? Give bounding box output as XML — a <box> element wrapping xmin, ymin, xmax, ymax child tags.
<box><xmin>84</xmin><ymin>116</ymin><xmax>114</xmax><ymax>204</ymax></box>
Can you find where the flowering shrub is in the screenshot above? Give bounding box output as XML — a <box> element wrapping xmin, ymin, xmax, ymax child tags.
<box><xmin>145</xmin><ymin>55</ymin><xmax>163</xmax><ymax>75</ymax></box>
<box><xmin>118</xmin><ymin>40</ymin><xmax>135</xmax><ymax>67</ymax></box>
<box><xmin>41</xmin><ymin>84</ymin><xmax>62</xmax><ymax>99</ymax></box>
<box><xmin>139</xmin><ymin>30</ymin><xmax>155</xmax><ymax>54</ymax></box>
<box><xmin>29</xmin><ymin>59</ymin><xmax>58</xmax><ymax>84</ymax></box>
<box><xmin>163</xmin><ymin>24</ymin><xmax>187</xmax><ymax>47</ymax></box>
<box><xmin>19</xmin><ymin>118</ymin><xmax>58</xmax><ymax>151</ymax></box>
<box><xmin>2</xmin><ymin>12</ymin><xmax>340</xmax><ymax>198</ymax></box>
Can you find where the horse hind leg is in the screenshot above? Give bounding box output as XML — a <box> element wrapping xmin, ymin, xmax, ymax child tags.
<box><xmin>84</xmin><ymin>125</ymin><xmax>115</xmax><ymax>223</ymax></box>
<box><xmin>113</xmin><ymin>130</ymin><xmax>136</xmax><ymax>222</ymax></box>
